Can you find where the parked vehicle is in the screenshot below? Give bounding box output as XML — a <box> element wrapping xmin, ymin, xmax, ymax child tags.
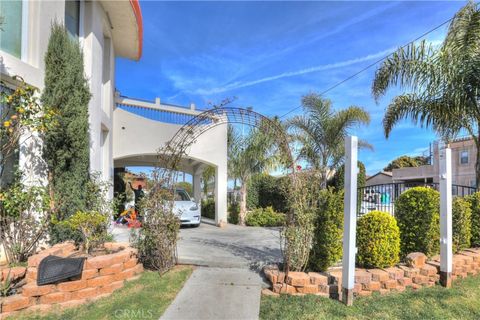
<box><xmin>173</xmin><ymin>188</ymin><xmax>201</xmax><ymax>227</ymax></box>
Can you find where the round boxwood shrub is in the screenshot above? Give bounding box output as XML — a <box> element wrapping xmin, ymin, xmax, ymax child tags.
<box><xmin>395</xmin><ymin>187</ymin><xmax>440</xmax><ymax>257</ymax></box>
<box><xmin>452</xmin><ymin>196</ymin><xmax>472</xmax><ymax>252</ymax></box>
<box><xmin>245</xmin><ymin>207</ymin><xmax>285</xmax><ymax>227</ymax></box>
<box><xmin>309</xmin><ymin>188</ymin><xmax>344</xmax><ymax>271</ymax></box>
<box><xmin>356</xmin><ymin>211</ymin><xmax>400</xmax><ymax>268</ymax></box>
<box><xmin>467</xmin><ymin>192</ymin><xmax>480</xmax><ymax>247</ymax></box>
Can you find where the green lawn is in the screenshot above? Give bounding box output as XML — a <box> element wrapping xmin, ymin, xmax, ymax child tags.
<box><xmin>14</xmin><ymin>266</ymin><xmax>193</xmax><ymax>320</ymax></box>
<box><xmin>261</xmin><ymin>275</ymin><xmax>480</xmax><ymax>320</ymax></box>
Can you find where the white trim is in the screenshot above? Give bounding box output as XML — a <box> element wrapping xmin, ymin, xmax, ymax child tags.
<box><xmin>20</xmin><ymin>0</ymin><xmax>29</xmax><ymax>61</ymax></box>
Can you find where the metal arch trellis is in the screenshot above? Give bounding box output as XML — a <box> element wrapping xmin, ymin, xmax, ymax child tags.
<box><xmin>156</xmin><ymin>106</ymin><xmax>297</xmax><ymax>185</ymax></box>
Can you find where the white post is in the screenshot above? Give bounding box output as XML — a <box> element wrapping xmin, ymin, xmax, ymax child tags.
<box><xmin>342</xmin><ymin>135</ymin><xmax>358</xmax><ymax>305</ymax></box>
<box><xmin>439</xmin><ymin>147</ymin><xmax>452</xmax><ymax>287</ymax></box>
<box><xmin>193</xmin><ymin>172</ymin><xmax>202</xmax><ymax>203</ymax></box>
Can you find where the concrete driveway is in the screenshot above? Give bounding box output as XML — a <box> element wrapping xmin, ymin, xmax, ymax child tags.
<box><xmin>177</xmin><ymin>219</ymin><xmax>283</xmax><ymax>270</ymax></box>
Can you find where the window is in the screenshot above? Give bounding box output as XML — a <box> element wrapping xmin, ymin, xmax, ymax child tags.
<box><xmin>460</xmin><ymin>150</ymin><xmax>469</xmax><ymax>165</ymax></box>
<box><xmin>0</xmin><ymin>0</ymin><xmax>23</xmax><ymax>58</ymax></box>
<box><xmin>65</xmin><ymin>0</ymin><xmax>80</xmax><ymax>38</ymax></box>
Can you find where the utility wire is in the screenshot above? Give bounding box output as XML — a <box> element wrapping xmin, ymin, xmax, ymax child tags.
<box><xmin>279</xmin><ymin>16</ymin><xmax>454</xmax><ymax>119</ymax></box>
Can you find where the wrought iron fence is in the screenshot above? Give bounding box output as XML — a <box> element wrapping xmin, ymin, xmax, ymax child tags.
<box><xmin>357</xmin><ymin>182</ymin><xmax>477</xmax><ymax>217</ymax></box>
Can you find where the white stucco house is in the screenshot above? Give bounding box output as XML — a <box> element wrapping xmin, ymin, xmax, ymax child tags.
<box><xmin>0</xmin><ymin>0</ymin><xmax>228</xmax><ymax>225</ymax></box>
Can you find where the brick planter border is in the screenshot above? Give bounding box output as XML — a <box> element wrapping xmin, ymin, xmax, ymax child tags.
<box><xmin>0</xmin><ymin>242</ymin><xmax>144</xmax><ymax>318</ymax></box>
<box><xmin>263</xmin><ymin>248</ymin><xmax>480</xmax><ymax>298</ymax></box>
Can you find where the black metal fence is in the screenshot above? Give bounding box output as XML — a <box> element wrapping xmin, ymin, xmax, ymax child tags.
<box><xmin>357</xmin><ymin>182</ymin><xmax>477</xmax><ymax>217</ymax></box>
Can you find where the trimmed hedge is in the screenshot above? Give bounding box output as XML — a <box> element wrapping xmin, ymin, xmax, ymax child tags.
<box><xmin>356</xmin><ymin>211</ymin><xmax>400</xmax><ymax>268</ymax></box>
<box><xmin>228</xmin><ymin>202</ymin><xmax>240</xmax><ymax>225</ymax></box>
<box><xmin>201</xmin><ymin>199</ymin><xmax>215</xmax><ymax>219</ymax></box>
<box><xmin>395</xmin><ymin>187</ymin><xmax>440</xmax><ymax>257</ymax></box>
<box><xmin>245</xmin><ymin>207</ymin><xmax>285</xmax><ymax>227</ymax></box>
<box><xmin>246</xmin><ymin>174</ymin><xmax>289</xmax><ymax>212</ymax></box>
<box><xmin>452</xmin><ymin>196</ymin><xmax>472</xmax><ymax>253</ymax></box>
<box><xmin>467</xmin><ymin>192</ymin><xmax>480</xmax><ymax>247</ymax></box>
<box><xmin>309</xmin><ymin>188</ymin><xmax>344</xmax><ymax>271</ymax></box>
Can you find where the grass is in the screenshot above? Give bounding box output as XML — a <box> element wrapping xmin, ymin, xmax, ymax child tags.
<box><xmin>260</xmin><ymin>275</ymin><xmax>480</xmax><ymax>320</ymax></box>
<box><xmin>14</xmin><ymin>265</ymin><xmax>193</xmax><ymax>320</ymax></box>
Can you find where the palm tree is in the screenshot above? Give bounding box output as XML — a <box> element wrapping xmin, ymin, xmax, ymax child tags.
<box><xmin>202</xmin><ymin>166</ymin><xmax>215</xmax><ymax>197</ymax></box>
<box><xmin>287</xmin><ymin>93</ymin><xmax>371</xmax><ymax>188</ymax></box>
<box><xmin>228</xmin><ymin>124</ymin><xmax>279</xmax><ymax>225</ymax></box>
<box><xmin>372</xmin><ymin>2</ymin><xmax>480</xmax><ymax>187</ymax></box>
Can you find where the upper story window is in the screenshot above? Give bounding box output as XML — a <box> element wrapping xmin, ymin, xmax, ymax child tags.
<box><xmin>0</xmin><ymin>0</ymin><xmax>23</xmax><ymax>58</ymax></box>
<box><xmin>65</xmin><ymin>0</ymin><xmax>80</xmax><ymax>38</ymax></box>
<box><xmin>460</xmin><ymin>150</ymin><xmax>469</xmax><ymax>165</ymax></box>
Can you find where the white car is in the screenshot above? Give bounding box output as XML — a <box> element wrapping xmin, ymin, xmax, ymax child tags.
<box><xmin>173</xmin><ymin>188</ymin><xmax>201</xmax><ymax>227</ymax></box>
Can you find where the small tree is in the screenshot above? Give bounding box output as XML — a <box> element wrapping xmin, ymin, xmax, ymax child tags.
<box><xmin>41</xmin><ymin>23</ymin><xmax>91</xmax><ymax>243</ymax></box>
<box><xmin>61</xmin><ymin>211</ymin><xmax>108</xmax><ymax>254</ymax></box>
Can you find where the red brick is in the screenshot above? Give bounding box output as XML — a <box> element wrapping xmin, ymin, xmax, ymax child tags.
<box><xmin>354</xmin><ymin>283</ymin><xmax>362</xmax><ymax>293</ymax></box>
<box><xmin>99</xmin><ymin>263</ymin><xmax>124</xmax><ymax>276</ymax></box>
<box><xmin>87</xmin><ymin>275</ymin><xmax>114</xmax><ymax>287</ymax></box>
<box><xmin>354</xmin><ymin>270</ymin><xmax>372</xmax><ymax>284</ymax></box>
<box><xmin>420</xmin><ymin>264</ymin><xmax>437</xmax><ymax>276</ymax></box>
<box><xmin>272</xmin><ymin>283</ymin><xmax>296</xmax><ymax>294</ymax></box>
<box><xmin>103</xmin><ymin>242</ymin><xmax>128</xmax><ymax>251</ymax></box>
<box><xmin>398</xmin><ymin>277</ymin><xmax>412</xmax><ymax>286</ymax></box>
<box><xmin>86</xmin><ymin>255</ymin><xmax>116</xmax><ymax>269</ymax></box>
<box><xmin>57</xmin><ymin>279</ymin><xmax>87</xmax><ymax>292</ymax></box>
<box><xmin>379</xmin><ymin>288</ymin><xmax>390</xmax><ymax>295</ymax></box>
<box><xmin>368</xmin><ymin>269</ymin><xmax>389</xmax><ymax>282</ymax></box>
<box><xmin>277</xmin><ymin>272</ymin><xmax>285</xmax><ymax>284</ymax></box>
<box><xmin>383</xmin><ymin>267</ymin><xmax>405</xmax><ymax>280</ymax></box>
<box><xmin>383</xmin><ymin>279</ymin><xmax>397</xmax><ymax>290</ymax></box>
<box><xmin>406</xmin><ymin>252</ymin><xmax>427</xmax><ymax>268</ymax></box>
<box><xmin>412</xmin><ymin>275</ymin><xmax>428</xmax><ymax>284</ymax></box>
<box><xmin>411</xmin><ymin>283</ymin><xmax>423</xmax><ymax>290</ymax></box>
<box><xmin>132</xmin><ymin>264</ymin><xmax>144</xmax><ymax>275</ymax></box>
<box><xmin>28</xmin><ymin>254</ymin><xmax>49</xmax><ymax>267</ymax></box>
<box><xmin>286</xmin><ymin>272</ymin><xmax>309</xmax><ymax>287</ymax></box>
<box><xmin>2</xmin><ymin>295</ymin><xmax>31</xmax><ymax>312</ymax></box>
<box><xmin>399</xmin><ymin>266</ymin><xmax>419</xmax><ymax>277</ymax></box>
<box><xmin>327</xmin><ymin>271</ymin><xmax>342</xmax><ymax>285</ymax></box>
<box><xmin>296</xmin><ymin>284</ymin><xmax>318</xmax><ymax>294</ymax></box>
<box><xmin>26</xmin><ymin>267</ymin><xmax>37</xmax><ymax>281</ymax></box>
<box><xmin>426</xmin><ymin>261</ymin><xmax>441</xmax><ymax>272</ymax></box>
<box><xmin>319</xmin><ymin>284</ymin><xmax>340</xmax><ymax>294</ymax></box>
<box><xmin>22</xmin><ymin>283</ymin><xmax>55</xmax><ymax>297</ymax></box>
<box><xmin>110</xmin><ymin>250</ymin><xmax>132</xmax><ymax>264</ymax></box>
<box><xmin>39</xmin><ymin>292</ymin><xmax>71</xmax><ymax>304</ymax></box>
<box><xmin>114</xmin><ymin>268</ymin><xmax>135</xmax><ymax>281</ymax></box>
<box><xmin>71</xmin><ymin>287</ymin><xmax>98</xmax><ymax>300</ymax></box>
<box><xmin>363</xmin><ymin>281</ymin><xmax>381</xmax><ymax>291</ymax></box>
<box><xmin>308</xmin><ymin>272</ymin><xmax>328</xmax><ymax>286</ymax></box>
<box><xmin>2</xmin><ymin>267</ymin><xmax>26</xmax><ymax>281</ymax></box>
<box><xmin>81</xmin><ymin>269</ymin><xmax>98</xmax><ymax>280</ymax></box>
<box><xmin>460</xmin><ymin>251</ymin><xmax>480</xmax><ymax>262</ymax></box>
<box><xmin>395</xmin><ymin>285</ymin><xmax>406</xmax><ymax>293</ymax></box>
<box><xmin>124</xmin><ymin>258</ymin><xmax>138</xmax><ymax>269</ymax></box>
<box><xmin>262</xmin><ymin>288</ymin><xmax>280</xmax><ymax>297</ymax></box>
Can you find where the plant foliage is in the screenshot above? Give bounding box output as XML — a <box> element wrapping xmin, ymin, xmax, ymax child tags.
<box><xmin>61</xmin><ymin>211</ymin><xmax>108</xmax><ymax>254</ymax></box>
<box><xmin>452</xmin><ymin>196</ymin><xmax>472</xmax><ymax>253</ymax></box>
<box><xmin>467</xmin><ymin>192</ymin><xmax>480</xmax><ymax>247</ymax></box>
<box><xmin>245</xmin><ymin>207</ymin><xmax>285</xmax><ymax>227</ymax></box>
<box><xmin>41</xmin><ymin>23</ymin><xmax>91</xmax><ymax>241</ymax></box>
<box><xmin>395</xmin><ymin>187</ymin><xmax>440</xmax><ymax>257</ymax></box>
<box><xmin>356</xmin><ymin>211</ymin><xmax>400</xmax><ymax>268</ymax></box>
<box><xmin>308</xmin><ymin>188</ymin><xmax>344</xmax><ymax>271</ymax></box>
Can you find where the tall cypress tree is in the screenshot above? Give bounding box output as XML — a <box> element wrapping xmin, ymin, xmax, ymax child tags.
<box><xmin>41</xmin><ymin>24</ymin><xmax>91</xmax><ymax>242</ymax></box>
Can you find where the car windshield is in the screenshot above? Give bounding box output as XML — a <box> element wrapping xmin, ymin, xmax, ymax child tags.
<box><xmin>175</xmin><ymin>189</ymin><xmax>190</xmax><ymax>201</ymax></box>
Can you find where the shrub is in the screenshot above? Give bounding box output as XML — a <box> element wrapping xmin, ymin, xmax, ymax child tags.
<box><xmin>467</xmin><ymin>192</ymin><xmax>480</xmax><ymax>247</ymax></box>
<box><xmin>356</xmin><ymin>211</ymin><xmax>400</xmax><ymax>268</ymax></box>
<box><xmin>42</xmin><ymin>24</ymin><xmax>91</xmax><ymax>243</ymax></box>
<box><xmin>395</xmin><ymin>187</ymin><xmax>440</xmax><ymax>257</ymax></box>
<box><xmin>228</xmin><ymin>202</ymin><xmax>240</xmax><ymax>224</ymax></box>
<box><xmin>60</xmin><ymin>211</ymin><xmax>108</xmax><ymax>254</ymax></box>
<box><xmin>308</xmin><ymin>188</ymin><xmax>344</xmax><ymax>271</ymax></box>
<box><xmin>245</xmin><ymin>207</ymin><xmax>285</xmax><ymax>227</ymax></box>
<box><xmin>246</xmin><ymin>174</ymin><xmax>288</xmax><ymax>212</ymax></box>
<box><xmin>329</xmin><ymin>161</ymin><xmax>366</xmax><ymax>190</ymax></box>
<box><xmin>452</xmin><ymin>197</ymin><xmax>472</xmax><ymax>252</ymax></box>
<box><xmin>0</xmin><ymin>174</ymin><xmax>51</xmax><ymax>264</ymax></box>
<box><xmin>201</xmin><ymin>199</ymin><xmax>215</xmax><ymax>219</ymax></box>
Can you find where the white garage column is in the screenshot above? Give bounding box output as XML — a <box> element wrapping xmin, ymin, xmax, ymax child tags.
<box><xmin>193</xmin><ymin>172</ymin><xmax>202</xmax><ymax>203</ymax></box>
<box><xmin>214</xmin><ymin>164</ymin><xmax>228</xmax><ymax>227</ymax></box>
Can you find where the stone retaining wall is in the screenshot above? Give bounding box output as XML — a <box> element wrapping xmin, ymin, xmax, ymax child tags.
<box><xmin>0</xmin><ymin>242</ymin><xmax>143</xmax><ymax>319</ymax></box>
<box><xmin>263</xmin><ymin>248</ymin><xmax>480</xmax><ymax>298</ymax></box>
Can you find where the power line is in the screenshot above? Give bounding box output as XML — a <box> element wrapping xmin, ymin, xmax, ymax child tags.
<box><xmin>279</xmin><ymin>16</ymin><xmax>454</xmax><ymax>119</ymax></box>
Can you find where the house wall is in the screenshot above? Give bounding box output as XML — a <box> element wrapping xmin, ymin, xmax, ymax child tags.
<box><xmin>0</xmin><ymin>0</ymin><xmax>117</xmax><ymax>191</ymax></box>
<box><xmin>365</xmin><ymin>173</ymin><xmax>392</xmax><ymax>186</ymax></box>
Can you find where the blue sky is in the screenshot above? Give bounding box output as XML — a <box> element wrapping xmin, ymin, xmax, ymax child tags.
<box><xmin>116</xmin><ymin>1</ymin><xmax>468</xmax><ymax>176</ymax></box>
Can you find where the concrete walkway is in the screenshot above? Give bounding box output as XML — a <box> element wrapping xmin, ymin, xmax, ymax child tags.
<box><xmin>161</xmin><ymin>267</ymin><xmax>262</xmax><ymax>320</ymax></box>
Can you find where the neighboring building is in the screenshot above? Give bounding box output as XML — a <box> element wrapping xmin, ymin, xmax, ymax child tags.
<box><xmin>366</xmin><ymin>171</ymin><xmax>392</xmax><ymax>186</ymax></box>
<box><xmin>1</xmin><ymin>0</ymin><xmax>142</xmax><ymax>188</ymax></box>
<box><xmin>393</xmin><ymin>137</ymin><xmax>477</xmax><ymax>187</ymax></box>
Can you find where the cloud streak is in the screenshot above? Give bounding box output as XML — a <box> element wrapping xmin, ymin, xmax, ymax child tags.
<box><xmin>194</xmin><ymin>47</ymin><xmax>396</xmax><ymax>95</ymax></box>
